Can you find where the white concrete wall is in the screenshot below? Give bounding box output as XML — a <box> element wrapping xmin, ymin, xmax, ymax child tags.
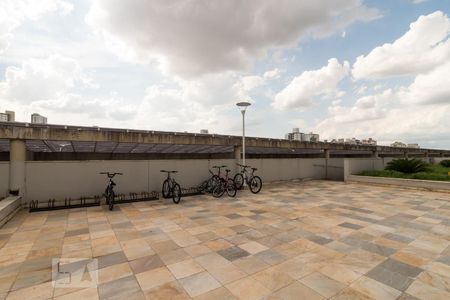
<box><xmin>0</xmin><ymin>162</ymin><xmax>9</xmax><ymax>198</ymax></box>
<box><xmin>343</xmin><ymin>158</ymin><xmax>395</xmax><ymax>181</ymax></box>
<box><xmin>23</xmin><ymin>158</ymin><xmax>335</xmax><ymax>202</ymax></box>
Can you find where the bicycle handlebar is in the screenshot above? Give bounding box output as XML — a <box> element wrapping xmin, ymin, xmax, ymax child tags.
<box><xmin>99</xmin><ymin>172</ymin><xmax>123</xmax><ymax>178</ymax></box>
<box><xmin>160</xmin><ymin>170</ymin><xmax>178</xmax><ymax>173</ymax></box>
<box><xmin>212</xmin><ymin>165</ymin><xmax>227</xmax><ymax>168</ymax></box>
<box><xmin>236</xmin><ymin>164</ymin><xmax>250</xmax><ymax>168</ymax></box>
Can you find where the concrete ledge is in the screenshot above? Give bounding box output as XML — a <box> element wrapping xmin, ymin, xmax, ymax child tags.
<box><xmin>347</xmin><ymin>175</ymin><xmax>450</xmax><ymax>192</ymax></box>
<box><xmin>0</xmin><ymin>196</ymin><xmax>22</xmax><ymax>227</ymax></box>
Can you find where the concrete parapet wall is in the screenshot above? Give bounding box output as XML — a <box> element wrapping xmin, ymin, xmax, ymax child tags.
<box><xmin>347</xmin><ymin>175</ymin><xmax>450</xmax><ymax>192</ymax></box>
<box><xmin>0</xmin><ymin>162</ymin><xmax>9</xmax><ymax>198</ymax></box>
<box><xmin>23</xmin><ymin>158</ymin><xmax>337</xmax><ymax>202</ymax></box>
<box><xmin>0</xmin><ymin>196</ymin><xmax>21</xmax><ymax>227</ymax></box>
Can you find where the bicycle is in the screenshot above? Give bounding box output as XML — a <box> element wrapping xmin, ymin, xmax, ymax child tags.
<box><xmin>197</xmin><ymin>166</ymin><xmax>223</xmax><ymax>194</ymax></box>
<box><xmin>212</xmin><ymin>168</ymin><xmax>237</xmax><ymax>198</ymax></box>
<box><xmin>234</xmin><ymin>164</ymin><xmax>262</xmax><ymax>193</ymax></box>
<box><xmin>100</xmin><ymin>172</ymin><xmax>122</xmax><ymax>210</ymax></box>
<box><xmin>160</xmin><ymin>170</ymin><xmax>182</xmax><ymax>204</ymax></box>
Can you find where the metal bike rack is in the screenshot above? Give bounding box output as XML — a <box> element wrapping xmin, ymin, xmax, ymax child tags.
<box><xmin>181</xmin><ymin>187</ymin><xmax>203</xmax><ymax>197</ymax></box>
<box><xmin>29</xmin><ymin>196</ymin><xmax>101</xmax><ymax>212</ymax></box>
<box><xmin>112</xmin><ymin>191</ymin><xmax>159</xmax><ymax>204</ymax></box>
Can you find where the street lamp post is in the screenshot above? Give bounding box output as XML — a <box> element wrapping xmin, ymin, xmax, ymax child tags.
<box><xmin>236</xmin><ymin>101</ymin><xmax>251</xmax><ymax>187</ymax></box>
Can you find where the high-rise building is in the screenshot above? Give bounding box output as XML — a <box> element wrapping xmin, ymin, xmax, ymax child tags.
<box><xmin>285</xmin><ymin>128</ymin><xmax>319</xmax><ymax>142</ymax></box>
<box><xmin>31</xmin><ymin>113</ymin><xmax>47</xmax><ymax>124</ymax></box>
<box><xmin>0</xmin><ymin>110</ymin><xmax>15</xmax><ymax>122</ymax></box>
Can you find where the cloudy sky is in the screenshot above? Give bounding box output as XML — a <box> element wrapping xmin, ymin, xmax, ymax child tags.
<box><xmin>1</xmin><ymin>0</ymin><xmax>449</xmax><ymax>149</ymax></box>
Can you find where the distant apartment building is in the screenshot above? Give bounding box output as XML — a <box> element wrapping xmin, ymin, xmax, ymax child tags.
<box><xmin>31</xmin><ymin>113</ymin><xmax>47</xmax><ymax>124</ymax></box>
<box><xmin>330</xmin><ymin>137</ymin><xmax>377</xmax><ymax>146</ymax></box>
<box><xmin>285</xmin><ymin>128</ymin><xmax>319</xmax><ymax>142</ymax></box>
<box><xmin>391</xmin><ymin>141</ymin><xmax>407</xmax><ymax>148</ymax></box>
<box><xmin>390</xmin><ymin>141</ymin><xmax>420</xmax><ymax>148</ymax></box>
<box><xmin>407</xmin><ymin>143</ymin><xmax>420</xmax><ymax>149</ymax></box>
<box><xmin>0</xmin><ymin>110</ymin><xmax>15</xmax><ymax>122</ymax></box>
<box><xmin>200</xmin><ymin>129</ymin><xmax>209</xmax><ymax>134</ymax></box>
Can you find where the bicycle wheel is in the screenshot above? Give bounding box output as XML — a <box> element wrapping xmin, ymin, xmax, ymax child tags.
<box><xmin>212</xmin><ymin>182</ymin><xmax>225</xmax><ymax>198</ymax></box>
<box><xmin>207</xmin><ymin>175</ymin><xmax>221</xmax><ymax>193</ymax></box>
<box><xmin>226</xmin><ymin>179</ymin><xmax>237</xmax><ymax>197</ymax></box>
<box><xmin>172</xmin><ymin>183</ymin><xmax>181</xmax><ymax>204</ymax></box>
<box><xmin>249</xmin><ymin>176</ymin><xmax>262</xmax><ymax>194</ymax></box>
<box><xmin>104</xmin><ymin>188</ymin><xmax>110</xmax><ymax>204</ymax></box>
<box><xmin>197</xmin><ymin>180</ymin><xmax>208</xmax><ymax>192</ymax></box>
<box><xmin>108</xmin><ymin>191</ymin><xmax>115</xmax><ymax>210</ymax></box>
<box><xmin>162</xmin><ymin>179</ymin><xmax>171</xmax><ymax>198</ymax></box>
<box><xmin>233</xmin><ymin>173</ymin><xmax>244</xmax><ymax>190</ymax></box>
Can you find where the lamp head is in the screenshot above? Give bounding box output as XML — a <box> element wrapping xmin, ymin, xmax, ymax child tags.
<box><xmin>236</xmin><ymin>101</ymin><xmax>251</xmax><ymax>112</ymax></box>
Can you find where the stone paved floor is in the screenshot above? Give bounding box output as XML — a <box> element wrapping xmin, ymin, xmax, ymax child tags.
<box><xmin>0</xmin><ymin>180</ymin><xmax>450</xmax><ymax>300</ymax></box>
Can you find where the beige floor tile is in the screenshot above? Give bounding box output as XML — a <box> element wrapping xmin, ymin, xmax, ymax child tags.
<box><xmin>98</xmin><ymin>262</ymin><xmax>133</xmax><ymax>284</ymax></box>
<box><xmin>143</xmin><ymin>281</ymin><xmax>189</xmax><ymax>300</ymax></box>
<box><xmin>225</xmin><ymin>277</ymin><xmax>271</xmax><ymax>300</ymax></box>
<box><xmin>318</xmin><ymin>263</ymin><xmax>362</xmax><ymax>285</ymax></box>
<box><xmin>232</xmin><ymin>255</ymin><xmax>269</xmax><ymax>274</ymax></box>
<box><xmin>426</xmin><ymin>262</ymin><xmax>450</xmax><ymax>278</ymax></box>
<box><xmin>184</xmin><ymin>245</ymin><xmax>212</xmax><ymax>258</ymax></box>
<box><xmin>5</xmin><ymin>281</ymin><xmax>53</xmax><ymax>300</ymax></box>
<box><xmin>268</xmin><ymin>281</ymin><xmax>325</xmax><ymax>300</ymax></box>
<box><xmin>167</xmin><ymin>259</ymin><xmax>204</xmax><ymax>279</ymax></box>
<box><xmin>252</xmin><ymin>266</ymin><xmax>294</xmax><ymax>291</ymax></box>
<box><xmin>159</xmin><ymin>248</ymin><xmax>190</xmax><ymax>265</ymax></box>
<box><xmin>193</xmin><ymin>287</ymin><xmax>237</xmax><ymax>300</ymax></box>
<box><xmin>204</xmin><ymin>239</ymin><xmax>233</xmax><ymax>251</ymax></box>
<box><xmin>238</xmin><ymin>241</ymin><xmax>268</xmax><ymax>255</ymax></box>
<box><xmin>300</xmin><ymin>271</ymin><xmax>347</xmax><ymax>298</ymax></box>
<box><xmin>0</xmin><ymin>276</ymin><xmax>15</xmax><ymax>293</ymax></box>
<box><xmin>123</xmin><ymin>245</ymin><xmax>154</xmax><ymax>261</ymax></box>
<box><xmin>350</xmin><ymin>276</ymin><xmax>401</xmax><ymax>300</ymax></box>
<box><xmin>179</xmin><ymin>271</ymin><xmax>221</xmax><ymax>298</ymax></box>
<box><xmin>195</xmin><ymin>252</ymin><xmax>231</xmax><ymax>270</ymax></box>
<box><xmin>135</xmin><ymin>267</ymin><xmax>175</xmax><ymax>291</ymax></box>
<box><xmin>406</xmin><ymin>279</ymin><xmax>450</xmax><ymax>300</ymax></box>
<box><xmin>53</xmin><ymin>287</ymin><xmax>99</xmax><ymax>300</ymax></box>
<box><xmin>330</xmin><ymin>287</ymin><xmax>374</xmax><ymax>300</ymax></box>
<box><xmin>417</xmin><ymin>270</ymin><xmax>450</xmax><ymax>293</ymax></box>
<box><xmin>207</xmin><ymin>263</ymin><xmax>247</xmax><ymax>285</ymax></box>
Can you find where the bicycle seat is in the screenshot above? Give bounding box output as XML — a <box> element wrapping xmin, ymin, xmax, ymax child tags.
<box><xmin>160</xmin><ymin>170</ymin><xmax>167</xmax><ymax>172</ymax></box>
<box><xmin>251</xmin><ymin>167</ymin><xmax>258</xmax><ymax>171</ymax></box>
<box><xmin>225</xmin><ymin>169</ymin><xmax>231</xmax><ymax>172</ymax></box>
<box><xmin>169</xmin><ymin>171</ymin><xmax>178</xmax><ymax>173</ymax></box>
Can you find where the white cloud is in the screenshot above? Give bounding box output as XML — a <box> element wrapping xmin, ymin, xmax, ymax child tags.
<box><xmin>86</xmin><ymin>0</ymin><xmax>378</xmax><ymax>77</ymax></box>
<box><xmin>316</xmin><ymin>66</ymin><xmax>450</xmax><ymax>145</ymax></box>
<box><xmin>272</xmin><ymin>58</ymin><xmax>350</xmax><ymax>110</ymax></box>
<box><xmin>0</xmin><ymin>0</ymin><xmax>73</xmax><ymax>54</ymax></box>
<box><xmin>398</xmin><ymin>61</ymin><xmax>450</xmax><ymax>105</ymax></box>
<box><xmin>352</xmin><ymin>11</ymin><xmax>450</xmax><ymax>80</ymax></box>
<box><xmin>0</xmin><ymin>55</ymin><xmax>88</xmax><ymax>103</ymax></box>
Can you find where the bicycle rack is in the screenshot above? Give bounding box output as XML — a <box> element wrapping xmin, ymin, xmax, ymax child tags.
<box><xmin>181</xmin><ymin>186</ymin><xmax>203</xmax><ymax>197</ymax></box>
<box><xmin>29</xmin><ymin>196</ymin><xmax>101</xmax><ymax>212</ymax></box>
<box><xmin>111</xmin><ymin>191</ymin><xmax>159</xmax><ymax>204</ymax></box>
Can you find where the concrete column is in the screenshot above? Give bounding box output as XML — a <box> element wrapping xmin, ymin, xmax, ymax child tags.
<box><xmin>233</xmin><ymin>145</ymin><xmax>242</xmax><ymax>173</ymax></box>
<box><xmin>372</xmin><ymin>150</ymin><xmax>379</xmax><ymax>158</ymax></box>
<box><xmin>9</xmin><ymin>139</ymin><xmax>26</xmax><ymax>196</ymax></box>
<box><xmin>324</xmin><ymin>149</ymin><xmax>330</xmax><ymax>179</ymax></box>
<box><xmin>404</xmin><ymin>151</ymin><xmax>409</xmax><ymax>159</ymax></box>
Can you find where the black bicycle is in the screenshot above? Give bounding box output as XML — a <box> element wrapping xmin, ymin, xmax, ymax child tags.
<box><xmin>213</xmin><ymin>168</ymin><xmax>237</xmax><ymax>198</ymax></box>
<box><xmin>100</xmin><ymin>172</ymin><xmax>122</xmax><ymax>210</ymax></box>
<box><xmin>234</xmin><ymin>164</ymin><xmax>262</xmax><ymax>193</ymax></box>
<box><xmin>161</xmin><ymin>170</ymin><xmax>182</xmax><ymax>204</ymax></box>
<box><xmin>198</xmin><ymin>166</ymin><xmax>223</xmax><ymax>194</ymax></box>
